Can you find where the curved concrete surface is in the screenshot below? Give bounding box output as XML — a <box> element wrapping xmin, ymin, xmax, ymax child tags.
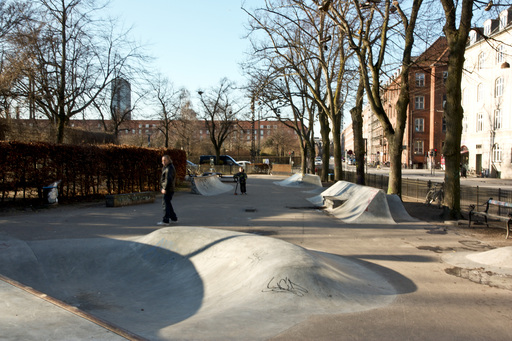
<box><xmin>386</xmin><ymin>194</ymin><xmax>418</xmax><ymax>223</ymax></box>
<box><xmin>0</xmin><ymin>227</ymin><xmax>397</xmax><ymax>340</ymax></box>
<box><xmin>274</xmin><ymin>173</ymin><xmax>322</xmax><ymax>187</ymax></box>
<box><xmin>190</xmin><ymin>174</ymin><xmax>233</xmax><ymax>196</ymax></box>
<box><xmin>308</xmin><ymin>181</ymin><xmax>396</xmax><ymax>224</ymax></box>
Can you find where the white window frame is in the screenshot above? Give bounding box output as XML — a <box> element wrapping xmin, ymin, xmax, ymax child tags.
<box><xmin>477</xmin><ymin>83</ymin><xmax>484</xmax><ymax>102</ymax></box>
<box><xmin>496</xmin><ymin>44</ymin><xmax>505</xmax><ymax>64</ymax></box>
<box><xmin>495</xmin><ymin>77</ymin><xmax>504</xmax><ymax>97</ymax></box>
<box><xmin>500</xmin><ymin>13</ymin><xmax>508</xmax><ymax>30</ymax></box>
<box><xmin>494</xmin><ymin>109</ymin><xmax>502</xmax><ymax>130</ymax></box>
<box><xmin>415</xmin><ymin>96</ymin><xmax>424</xmax><ymax>110</ymax></box>
<box><xmin>415</xmin><ymin>73</ymin><xmax>425</xmax><ymax>87</ymax></box>
<box><xmin>414</xmin><ymin>140</ymin><xmax>424</xmax><ymax>155</ymax></box>
<box><xmin>477</xmin><ymin>113</ymin><xmax>484</xmax><ymax>132</ymax></box>
<box><xmin>493</xmin><ymin>143</ymin><xmax>502</xmax><ymax>162</ymax></box>
<box><xmin>414</xmin><ymin>118</ymin><xmax>424</xmax><ymax>132</ymax></box>
<box><xmin>478</xmin><ymin>52</ymin><xmax>485</xmax><ymax>69</ymax></box>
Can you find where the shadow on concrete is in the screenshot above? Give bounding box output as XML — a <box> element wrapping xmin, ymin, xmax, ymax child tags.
<box><xmin>0</xmin><ymin>235</ymin><xmax>203</xmax><ymax>340</ymax></box>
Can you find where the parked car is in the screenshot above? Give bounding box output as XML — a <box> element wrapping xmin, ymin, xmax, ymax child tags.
<box><xmin>237</xmin><ymin>161</ymin><xmax>251</xmax><ymax>168</ymax></box>
<box><xmin>199</xmin><ymin>155</ymin><xmax>241</xmax><ymax>167</ymax></box>
<box><xmin>314</xmin><ymin>157</ymin><xmax>322</xmax><ymax>165</ymax></box>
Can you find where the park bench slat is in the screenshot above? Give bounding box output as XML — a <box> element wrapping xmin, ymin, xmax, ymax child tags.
<box><xmin>468</xmin><ymin>197</ymin><xmax>512</xmax><ymax>239</ymax></box>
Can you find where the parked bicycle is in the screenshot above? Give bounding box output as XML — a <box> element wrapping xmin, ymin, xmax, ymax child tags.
<box><xmin>425</xmin><ymin>182</ymin><xmax>444</xmax><ymax>207</ymax></box>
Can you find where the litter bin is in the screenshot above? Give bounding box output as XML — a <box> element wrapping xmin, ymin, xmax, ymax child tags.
<box><xmin>42</xmin><ymin>180</ymin><xmax>61</xmax><ymax>204</ymax></box>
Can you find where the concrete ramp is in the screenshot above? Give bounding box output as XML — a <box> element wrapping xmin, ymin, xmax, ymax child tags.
<box><xmin>386</xmin><ymin>194</ymin><xmax>418</xmax><ymax>222</ymax></box>
<box><xmin>0</xmin><ymin>227</ymin><xmax>396</xmax><ymax>340</ymax></box>
<box><xmin>308</xmin><ymin>181</ymin><xmax>396</xmax><ymax>224</ymax></box>
<box><xmin>274</xmin><ymin>173</ymin><xmax>322</xmax><ymax>187</ymax></box>
<box><xmin>191</xmin><ymin>174</ymin><xmax>233</xmax><ymax>196</ymax></box>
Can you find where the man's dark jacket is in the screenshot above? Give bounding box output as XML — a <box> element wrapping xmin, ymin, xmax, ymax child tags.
<box><xmin>161</xmin><ymin>162</ymin><xmax>176</xmax><ymax>192</ymax></box>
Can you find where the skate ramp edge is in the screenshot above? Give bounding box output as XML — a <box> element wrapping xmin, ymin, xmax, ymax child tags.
<box><xmin>0</xmin><ymin>227</ymin><xmax>397</xmax><ymax>340</ymax></box>
<box><xmin>190</xmin><ymin>174</ymin><xmax>233</xmax><ymax>196</ymax></box>
<box><xmin>308</xmin><ymin>181</ymin><xmax>397</xmax><ymax>224</ymax></box>
<box><xmin>274</xmin><ymin>173</ymin><xmax>322</xmax><ymax>187</ymax></box>
<box><xmin>386</xmin><ymin>194</ymin><xmax>418</xmax><ymax>222</ymax></box>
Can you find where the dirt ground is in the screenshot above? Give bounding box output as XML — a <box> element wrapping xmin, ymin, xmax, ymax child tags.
<box><xmin>401</xmin><ymin>195</ymin><xmax>512</xmax><ymax>248</ymax></box>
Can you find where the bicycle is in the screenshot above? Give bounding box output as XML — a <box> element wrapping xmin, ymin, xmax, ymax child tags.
<box><xmin>425</xmin><ymin>182</ymin><xmax>444</xmax><ymax>207</ymax></box>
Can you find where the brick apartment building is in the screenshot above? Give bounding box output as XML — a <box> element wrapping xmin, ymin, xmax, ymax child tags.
<box><xmin>343</xmin><ymin>37</ymin><xmax>448</xmax><ymax>169</ymax></box>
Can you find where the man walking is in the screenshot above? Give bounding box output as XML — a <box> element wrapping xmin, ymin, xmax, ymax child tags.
<box><xmin>158</xmin><ymin>155</ymin><xmax>178</xmax><ymax>225</ymax></box>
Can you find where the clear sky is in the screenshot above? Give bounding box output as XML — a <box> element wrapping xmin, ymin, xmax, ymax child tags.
<box><xmin>108</xmin><ymin>0</ymin><xmax>255</xmax><ymax>94</ymax></box>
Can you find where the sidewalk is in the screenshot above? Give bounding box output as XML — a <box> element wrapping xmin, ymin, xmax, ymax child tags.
<box><xmin>0</xmin><ymin>175</ymin><xmax>511</xmax><ymax>340</ymax></box>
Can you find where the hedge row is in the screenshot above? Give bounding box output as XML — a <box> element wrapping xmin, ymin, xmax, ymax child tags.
<box><xmin>0</xmin><ymin>141</ymin><xmax>186</xmax><ymax>203</ymax></box>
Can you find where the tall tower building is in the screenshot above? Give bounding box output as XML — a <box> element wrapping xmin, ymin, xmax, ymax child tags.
<box><xmin>111</xmin><ymin>77</ymin><xmax>131</xmax><ymax>121</ymax></box>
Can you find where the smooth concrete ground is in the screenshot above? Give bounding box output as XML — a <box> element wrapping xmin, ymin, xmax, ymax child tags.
<box><xmin>1</xmin><ymin>174</ymin><xmax>512</xmax><ymax>340</ymax></box>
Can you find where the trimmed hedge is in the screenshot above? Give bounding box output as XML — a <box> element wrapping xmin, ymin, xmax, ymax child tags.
<box><xmin>0</xmin><ymin>141</ymin><xmax>186</xmax><ymax>203</ymax></box>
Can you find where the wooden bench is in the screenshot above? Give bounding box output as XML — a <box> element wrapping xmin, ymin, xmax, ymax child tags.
<box><xmin>468</xmin><ymin>198</ymin><xmax>512</xmax><ymax>239</ymax></box>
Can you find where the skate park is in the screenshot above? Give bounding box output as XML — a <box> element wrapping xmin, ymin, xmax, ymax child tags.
<box><xmin>1</xmin><ymin>174</ymin><xmax>512</xmax><ymax>340</ymax></box>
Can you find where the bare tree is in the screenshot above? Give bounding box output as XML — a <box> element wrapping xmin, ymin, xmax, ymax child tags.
<box><xmin>0</xmin><ymin>0</ymin><xmax>33</xmax><ymax>125</ymax></box>
<box><xmin>8</xmin><ymin>0</ymin><xmax>144</xmax><ymax>143</ymax></box>
<box><xmin>148</xmin><ymin>74</ymin><xmax>187</xmax><ymax>148</ymax></box>
<box><xmin>197</xmin><ymin>78</ymin><xmax>242</xmax><ymax>162</ymax></box>
<box><xmin>244</xmin><ymin>0</ymin><xmax>353</xmax><ymax>180</ymax></box>
<box><xmin>325</xmin><ymin>0</ymin><xmax>424</xmax><ymax>195</ymax></box>
<box><xmin>173</xmin><ymin>94</ymin><xmax>198</xmax><ymax>157</ymax></box>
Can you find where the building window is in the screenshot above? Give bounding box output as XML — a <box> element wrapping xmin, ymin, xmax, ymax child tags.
<box><xmin>477</xmin><ymin>83</ymin><xmax>484</xmax><ymax>102</ymax></box>
<box><xmin>463</xmin><ymin>116</ymin><xmax>468</xmax><ymax>133</ymax></box>
<box><xmin>484</xmin><ymin>22</ymin><xmax>491</xmax><ymax>36</ymax></box>
<box><xmin>500</xmin><ymin>12</ymin><xmax>508</xmax><ymax>30</ymax></box>
<box><xmin>493</xmin><ymin>143</ymin><xmax>502</xmax><ymax>162</ymax></box>
<box><xmin>414</xmin><ymin>118</ymin><xmax>424</xmax><ymax>132</ymax></box>
<box><xmin>496</xmin><ymin>44</ymin><xmax>505</xmax><ymax>64</ymax></box>
<box><xmin>477</xmin><ymin>113</ymin><xmax>484</xmax><ymax>132</ymax></box>
<box><xmin>414</xmin><ymin>140</ymin><xmax>424</xmax><ymax>155</ymax></box>
<box><xmin>415</xmin><ymin>73</ymin><xmax>425</xmax><ymax>87</ymax></box>
<box><xmin>443</xmin><ymin>71</ymin><xmax>448</xmax><ymax>84</ymax></box>
<box><xmin>442</xmin><ymin>117</ymin><xmax>446</xmax><ymax>133</ymax></box>
<box><xmin>494</xmin><ymin>109</ymin><xmax>502</xmax><ymax>130</ymax></box>
<box><xmin>415</xmin><ymin>96</ymin><xmax>424</xmax><ymax>109</ymax></box>
<box><xmin>478</xmin><ymin>52</ymin><xmax>485</xmax><ymax>70</ymax></box>
<box><xmin>478</xmin><ymin>52</ymin><xmax>485</xmax><ymax>69</ymax></box>
<box><xmin>495</xmin><ymin>77</ymin><xmax>504</xmax><ymax>97</ymax></box>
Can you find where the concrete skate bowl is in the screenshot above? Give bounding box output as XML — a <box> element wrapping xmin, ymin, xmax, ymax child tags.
<box><xmin>0</xmin><ymin>227</ymin><xmax>407</xmax><ymax>340</ymax></box>
<box><xmin>308</xmin><ymin>181</ymin><xmax>417</xmax><ymax>224</ymax></box>
<box><xmin>190</xmin><ymin>174</ymin><xmax>233</xmax><ymax>196</ymax></box>
<box><xmin>274</xmin><ymin>173</ymin><xmax>323</xmax><ymax>187</ymax></box>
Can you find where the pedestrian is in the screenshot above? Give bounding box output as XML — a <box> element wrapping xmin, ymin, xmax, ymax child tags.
<box><xmin>158</xmin><ymin>155</ymin><xmax>178</xmax><ymax>226</ymax></box>
<box><xmin>234</xmin><ymin>166</ymin><xmax>248</xmax><ymax>195</ymax></box>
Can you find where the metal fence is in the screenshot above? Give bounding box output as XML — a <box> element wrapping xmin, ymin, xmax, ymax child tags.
<box><xmin>342</xmin><ymin>170</ymin><xmax>512</xmax><ymax>217</ymax></box>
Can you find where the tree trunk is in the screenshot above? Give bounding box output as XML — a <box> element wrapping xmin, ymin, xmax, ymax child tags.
<box><xmin>387</xmin><ymin>135</ymin><xmax>402</xmax><ymax>195</ymax></box>
<box><xmin>442</xmin><ymin>38</ymin><xmax>465</xmax><ymax>219</ymax></box>
<box><xmin>318</xmin><ymin>110</ymin><xmax>330</xmax><ymax>181</ymax></box>
<box><xmin>351</xmin><ymin>79</ymin><xmax>365</xmax><ymax>185</ymax></box>
<box><xmin>440</xmin><ymin>0</ymin><xmax>473</xmax><ymax>219</ymax></box>
<box><xmin>331</xmin><ymin>112</ymin><xmax>343</xmax><ymax>181</ymax></box>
